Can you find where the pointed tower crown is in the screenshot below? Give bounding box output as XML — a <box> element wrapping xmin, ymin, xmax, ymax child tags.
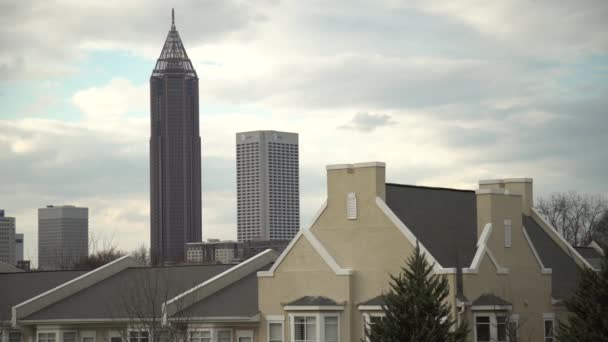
<box><xmin>152</xmin><ymin>9</ymin><xmax>197</xmax><ymax>77</ymax></box>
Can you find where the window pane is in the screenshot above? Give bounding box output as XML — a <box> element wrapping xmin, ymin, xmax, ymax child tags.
<box><xmin>545</xmin><ymin>319</ymin><xmax>554</xmax><ymax>341</ymax></box>
<box><xmin>10</xmin><ymin>332</ymin><xmax>22</xmax><ymax>342</ymax></box>
<box><xmin>475</xmin><ymin>316</ymin><xmax>490</xmax><ymax>342</ymax></box>
<box><xmin>218</xmin><ymin>331</ymin><xmax>231</xmax><ymax>342</ymax></box>
<box><xmin>325</xmin><ymin>316</ymin><xmax>338</xmax><ymax>342</ymax></box>
<box><xmin>269</xmin><ymin>323</ymin><xmax>283</xmax><ymax>342</ymax></box>
<box><xmin>82</xmin><ymin>337</ymin><xmax>94</xmax><ymax>342</ymax></box>
<box><xmin>306</xmin><ymin>317</ymin><xmax>317</xmax><ymax>342</ymax></box>
<box><xmin>63</xmin><ymin>333</ymin><xmax>76</xmax><ymax>342</ymax></box>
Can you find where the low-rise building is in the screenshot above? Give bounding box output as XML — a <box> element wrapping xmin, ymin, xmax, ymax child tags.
<box><xmin>1</xmin><ymin>162</ymin><xmax>603</xmax><ymax>342</ymax></box>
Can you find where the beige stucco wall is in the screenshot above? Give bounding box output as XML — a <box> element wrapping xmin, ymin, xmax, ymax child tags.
<box><xmin>258</xmin><ymin>164</ymin><xmax>458</xmax><ymax>342</ymax></box>
<box><xmin>465</xmin><ymin>191</ymin><xmax>555</xmax><ymax>341</ymax></box>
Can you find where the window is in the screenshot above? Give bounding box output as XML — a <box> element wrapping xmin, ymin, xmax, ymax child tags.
<box><xmin>346</xmin><ymin>193</ymin><xmax>357</xmax><ymax>220</ymax></box>
<box><xmin>474</xmin><ymin>314</ymin><xmax>517</xmax><ymax>342</ymax></box>
<box><xmin>190</xmin><ymin>331</ymin><xmax>211</xmax><ymax>342</ymax></box>
<box><xmin>294</xmin><ymin>316</ymin><xmax>317</xmax><ymax>342</ymax></box>
<box><xmin>129</xmin><ymin>332</ymin><xmax>148</xmax><ymax>342</ymax></box>
<box><xmin>269</xmin><ymin>322</ymin><xmax>283</xmax><ymax>342</ymax></box>
<box><xmin>39</xmin><ymin>333</ymin><xmax>57</xmax><ymax>342</ymax></box>
<box><xmin>10</xmin><ymin>332</ymin><xmax>22</xmax><ymax>342</ymax></box>
<box><xmin>544</xmin><ymin>318</ymin><xmax>555</xmax><ymax>342</ymax></box>
<box><xmin>63</xmin><ymin>333</ymin><xmax>76</xmax><ymax>342</ymax></box>
<box><xmin>475</xmin><ymin>316</ymin><xmax>491</xmax><ymax>342</ymax></box>
<box><xmin>363</xmin><ymin>313</ymin><xmax>385</xmax><ymax>340</ymax></box>
<box><xmin>504</xmin><ymin>219</ymin><xmax>512</xmax><ymax>248</ymax></box>
<box><xmin>324</xmin><ymin>316</ymin><xmax>339</xmax><ymax>342</ymax></box>
<box><xmin>217</xmin><ymin>331</ymin><xmax>231</xmax><ymax>342</ymax></box>
<box><xmin>81</xmin><ymin>332</ymin><xmax>95</xmax><ymax>342</ymax></box>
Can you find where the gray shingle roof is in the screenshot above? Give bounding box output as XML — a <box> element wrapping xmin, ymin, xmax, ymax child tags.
<box><xmin>24</xmin><ymin>264</ymin><xmax>232</xmax><ymax>321</ymax></box>
<box><xmin>523</xmin><ymin>215</ymin><xmax>581</xmax><ymax>299</ymax></box>
<box><xmin>358</xmin><ymin>295</ymin><xmax>385</xmax><ymax>306</ymax></box>
<box><xmin>174</xmin><ymin>263</ymin><xmax>273</xmax><ymax>319</ymax></box>
<box><xmin>574</xmin><ymin>247</ymin><xmax>603</xmax><ymax>269</ymax></box>
<box><xmin>0</xmin><ymin>270</ymin><xmax>87</xmax><ymax>321</ymax></box>
<box><xmin>385</xmin><ymin>184</ymin><xmax>478</xmax><ymax>268</ymax></box>
<box><xmin>472</xmin><ymin>294</ymin><xmax>511</xmax><ymax>306</ymax></box>
<box><xmin>285</xmin><ymin>296</ymin><xmax>340</xmax><ymax>306</ymax></box>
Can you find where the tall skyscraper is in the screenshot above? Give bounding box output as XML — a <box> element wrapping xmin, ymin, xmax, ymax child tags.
<box><xmin>0</xmin><ymin>209</ymin><xmax>16</xmax><ymax>265</ymax></box>
<box><xmin>38</xmin><ymin>205</ymin><xmax>88</xmax><ymax>270</ymax></box>
<box><xmin>15</xmin><ymin>233</ymin><xmax>24</xmax><ymax>262</ymax></box>
<box><xmin>236</xmin><ymin>131</ymin><xmax>300</xmax><ymax>242</ymax></box>
<box><xmin>150</xmin><ymin>10</ymin><xmax>202</xmax><ymax>265</ymax></box>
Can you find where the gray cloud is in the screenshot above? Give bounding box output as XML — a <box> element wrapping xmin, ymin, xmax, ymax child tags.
<box><xmin>339</xmin><ymin>112</ymin><xmax>396</xmax><ymax>132</ymax></box>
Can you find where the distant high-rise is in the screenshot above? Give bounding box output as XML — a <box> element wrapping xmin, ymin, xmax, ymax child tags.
<box><xmin>15</xmin><ymin>233</ymin><xmax>24</xmax><ymax>262</ymax></box>
<box><xmin>150</xmin><ymin>9</ymin><xmax>202</xmax><ymax>265</ymax></box>
<box><xmin>0</xmin><ymin>209</ymin><xmax>16</xmax><ymax>265</ymax></box>
<box><xmin>38</xmin><ymin>205</ymin><xmax>88</xmax><ymax>270</ymax></box>
<box><xmin>236</xmin><ymin>131</ymin><xmax>300</xmax><ymax>242</ymax></box>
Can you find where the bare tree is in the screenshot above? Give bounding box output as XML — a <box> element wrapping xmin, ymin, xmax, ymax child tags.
<box><xmin>536</xmin><ymin>191</ymin><xmax>608</xmax><ymax>246</ymax></box>
<box><xmin>109</xmin><ymin>267</ymin><xmax>200</xmax><ymax>342</ymax></box>
<box><xmin>130</xmin><ymin>244</ymin><xmax>151</xmax><ymax>266</ymax></box>
<box><xmin>593</xmin><ymin>212</ymin><xmax>608</xmax><ymax>249</ymax></box>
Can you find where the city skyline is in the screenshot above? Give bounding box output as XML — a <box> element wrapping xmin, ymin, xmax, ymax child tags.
<box><xmin>1</xmin><ymin>2</ymin><xmax>607</xmax><ymax>263</ymax></box>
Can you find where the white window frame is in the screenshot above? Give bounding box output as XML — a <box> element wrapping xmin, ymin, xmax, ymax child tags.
<box><xmin>127</xmin><ymin>330</ymin><xmax>149</xmax><ymax>342</ymax></box>
<box><xmin>362</xmin><ymin>312</ymin><xmax>386</xmax><ymax>342</ymax></box>
<box><xmin>188</xmin><ymin>329</ymin><xmax>212</xmax><ymax>342</ymax></box>
<box><xmin>289</xmin><ymin>313</ymin><xmax>340</xmax><ymax>342</ymax></box>
<box><xmin>8</xmin><ymin>331</ymin><xmax>23</xmax><ymax>342</ymax></box>
<box><xmin>267</xmin><ymin>317</ymin><xmax>285</xmax><ymax>342</ymax></box>
<box><xmin>236</xmin><ymin>330</ymin><xmax>254</xmax><ymax>342</ymax></box>
<box><xmin>80</xmin><ymin>331</ymin><xmax>95</xmax><ymax>342</ymax></box>
<box><xmin>473</xmin><ymin>312</ymin><xmax>517</xmax><ymax>342</ymax></box>
<box><xmin>543</xmin><ymin>313</ymin><xmax>555</xmax><ymax>342</ymax></box>
<box><xmin>216</xmin><ymin>330</ymin><xmax>232</xmax><ymax>342</ymax></box>
<box><xmin>37</xmin><ymin>331</ymin><xmax>58</xmax><ymax>342</ymax></box>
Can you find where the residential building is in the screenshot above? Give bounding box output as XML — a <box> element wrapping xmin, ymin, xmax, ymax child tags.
<box><xmin>186</xmin><ymin>239</ymin><xmax>240</xmax><ymax>264</ymax></box>
<box><xmin>0</xmin><ymin>209</ymin><xmax>16</xmax><ymax>265</ymax></box>
<box><xmin>236</xmin><ymin>130</ymin><xmax>299</xmax><ymax>242</ymax></box>
<box><xmin>4</xmin><ymin>251</ymin><xmax>278</xmax><ymax>342</ymax></box>
<box><xmin>150</xmin><ymin>9</ymin><xmax>202</xmax><ymax>265</ymax></box>
<box><xmin>15</xmin><ymin>233</ymin><xmax>24</xmax><ymax>262</ymax></box>
<box><xmin>256</xmin><ymin>162</ymin><xmax>603</xmax><ymax>342</ymax></box>
<box><xmin>0</xmin><ymin>162</ymin><xmax>604</xmax><ymax>342</ymax></box>
<box><xmin>38</xmin><ymin>205</ymin><xmax>88</xmax><ymax>270</ymax></box>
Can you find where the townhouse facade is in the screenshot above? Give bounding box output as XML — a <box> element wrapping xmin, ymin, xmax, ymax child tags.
<box><xmin>1</xmin><ymin>162</ymin><xmax>603</xmax><ymax>342</ymax></box>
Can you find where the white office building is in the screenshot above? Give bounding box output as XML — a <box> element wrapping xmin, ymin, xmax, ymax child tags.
<box><xmin>38</xmin><ymin>205</ymin><xmax>88</xmax><ymax>270</ymax></box>
<box><xmin>236</xmin><ymin>130</ymin><xmax>300</xmax><ymax>242</ymax></box>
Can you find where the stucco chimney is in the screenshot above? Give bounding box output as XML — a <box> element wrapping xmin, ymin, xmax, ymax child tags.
<box><xmin>325</xmin><ymin>162</ymin><xmax>386</xmax><ymax>220</ymax></box>
<box><xmin>479</xmin><ymin>178</ymin><xmax>533</xmax><ymax>215</ymax></box>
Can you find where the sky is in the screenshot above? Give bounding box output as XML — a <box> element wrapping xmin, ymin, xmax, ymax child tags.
<box><xmin>1</xmin><ymin>0</ymin><xmax>607</xmax><ymax>265</ymax></box>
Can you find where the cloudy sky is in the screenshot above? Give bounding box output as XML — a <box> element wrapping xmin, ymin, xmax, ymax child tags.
<box><xmin>1</xmin><ymin>1</ymin><xmax>607</xmax><ymax>264</ymax></box>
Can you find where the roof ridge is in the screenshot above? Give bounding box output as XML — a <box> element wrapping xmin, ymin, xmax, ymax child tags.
<box><xmin>386</xmin><ymin>182</ymin><xmax>474</xmax><ymax>193</ymax></box>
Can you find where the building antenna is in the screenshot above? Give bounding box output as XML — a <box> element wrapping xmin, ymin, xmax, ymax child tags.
<box><xmin>172</xmin><ymin>8</ymin><xmax>175</xmax><ymax>25</ymax></box>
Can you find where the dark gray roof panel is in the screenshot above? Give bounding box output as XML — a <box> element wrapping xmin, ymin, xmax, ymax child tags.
<box><xmin>24</xmin><ymin>264</ymin><xmax>232</xmax><ymax>320</ymax></box>
<box><xmin>0</xmin><ymin>270</ymin><xmax>86</xmax><ymax>321</ymax></box>
<box><xmin>574</xmin><ymin>247</ymin><xmax>602</xmax><ymax>258</ymax></box>
<box><xmin>574</xmin><ymin>247</ymin><xmax>603</xmax><ymax>269</ymax></box>
<box><xmin>286</xmin><ymin>296</ymin><xmax>340</xmax><ymax>306</ymax></box>
<box><xmin>523</xmin><ymin>215</ymin><xmax>581</xmax><ymax>299</ymax></box>
<box><xmin>473</xmin><ymin>294</ymin><xmax>511</xmax><ymax>306</ymax></box>
<box><xmin>359</xmin><ymin>295</ymin><xmax>385</xmax><ymax>306</ymax></box>
<box><xmin>385</xmin><ymin>184</ymin><xmax>478</xmax><ymax>268</ymax></box>
<box><xmin>174</xmin><ymin>263</ymin><xmax>273</xmax><ymax>319</ymax></box>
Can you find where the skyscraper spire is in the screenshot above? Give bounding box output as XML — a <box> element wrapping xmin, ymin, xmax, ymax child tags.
<box><xmin>171</xmin><ymin>8</ymin><xmax>175</xmax><ymax>29</ymax></box>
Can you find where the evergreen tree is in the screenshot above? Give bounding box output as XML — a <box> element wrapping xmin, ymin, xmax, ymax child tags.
<box><xmin>557</xmin><ymin>250</ymin><xmax>608</xmax><ymax>342</ymax></box>
<box><xmin>366</xmin><ymin>243</ymin><xmax>467</xmax><ymax>342</ymax></box>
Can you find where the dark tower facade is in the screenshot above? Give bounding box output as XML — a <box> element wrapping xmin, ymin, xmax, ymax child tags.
<box><xmin>150</xmin><ymin>10</ymin><xmax>202</xmax><ymax>265</ymax></box>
